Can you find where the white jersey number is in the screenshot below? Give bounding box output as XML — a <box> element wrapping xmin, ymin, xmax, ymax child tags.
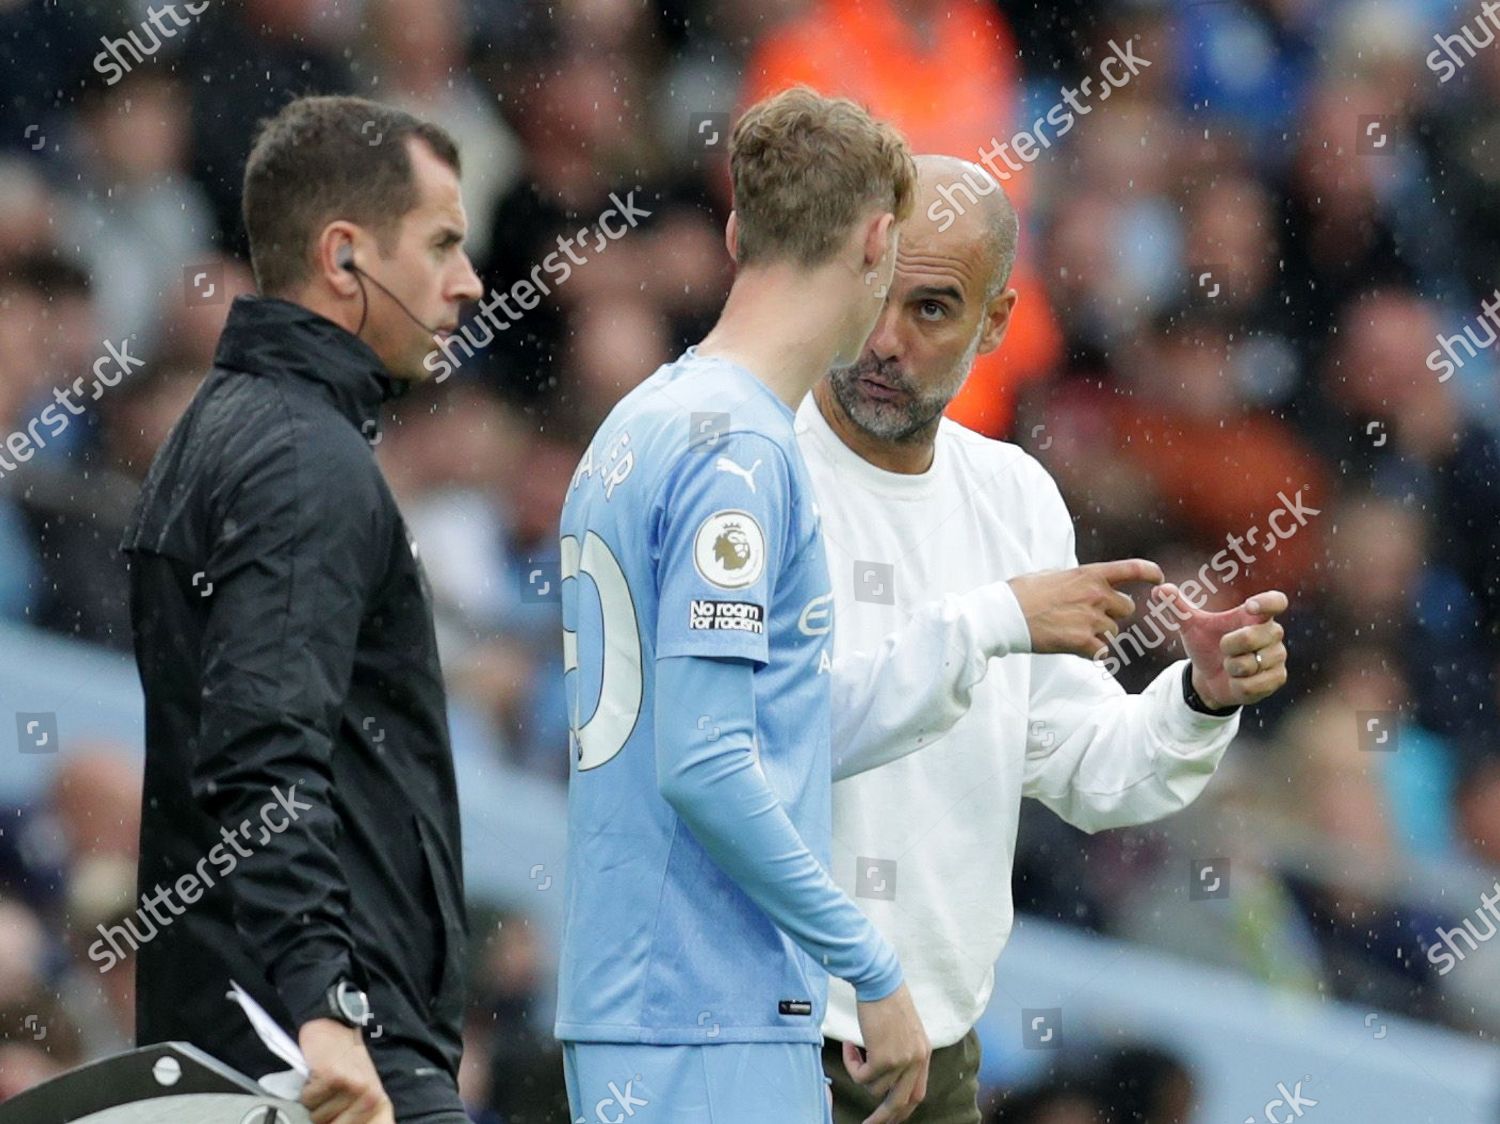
<box><xmin>561</xmin><ymin>532</ymin><xmax>643</xmax><ymax>770</ymax></box>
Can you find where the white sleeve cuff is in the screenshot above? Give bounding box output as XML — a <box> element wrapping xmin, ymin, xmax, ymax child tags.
<box><xmin>1149</xmin><ymin>660</ymin><xmax>1240</xmax><ymax>753</ymax></box>
<box><xmin>956</xmin><ymin>580</ymin><xmax>1032</xmax><ymax>658</ymax></box>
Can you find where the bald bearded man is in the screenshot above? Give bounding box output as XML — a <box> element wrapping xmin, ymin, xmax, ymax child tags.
<box><xmin>803</xmin><ymin>156</ymin><xmax>1291</xmax><ymax>1123</ymax></box>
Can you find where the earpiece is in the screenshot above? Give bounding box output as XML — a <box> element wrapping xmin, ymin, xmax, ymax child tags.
<box><xmin>338</xmin><ymin>243</ymin><xmax>442</xmax><ymax>338</ymax></box>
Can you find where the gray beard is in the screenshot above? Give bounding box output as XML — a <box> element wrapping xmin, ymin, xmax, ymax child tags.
<box><xmin>827</xmin><ymin>325</ymin><xmax>983</xmax><ymax>443</ymax></box>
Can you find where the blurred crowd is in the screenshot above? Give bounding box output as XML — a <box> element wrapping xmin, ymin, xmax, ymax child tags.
<box><xmin>2</xmin><ymin>0</ymin><xmax>1500</xmax><ymax>1116</ymax></box>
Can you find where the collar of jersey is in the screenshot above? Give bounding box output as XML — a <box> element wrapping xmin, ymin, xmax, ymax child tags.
<box><xmin>795</xmin><ymin>390</ymin><xmax>946</xmax><ymax>500</ymax></box>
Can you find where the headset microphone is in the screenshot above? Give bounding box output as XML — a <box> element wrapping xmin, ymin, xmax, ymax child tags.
<box><xmin>339</xmin><ymin>247</ymin><xmax>444</xmax><ymax>337</ymax></box>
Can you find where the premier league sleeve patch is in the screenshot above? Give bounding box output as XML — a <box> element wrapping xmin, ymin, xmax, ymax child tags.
<box><xmin>689</xmin><ymin>599</ymin><xmax>766</xmax><ymax>634</ymax></box>
<box><xmin>692</xmin><ymin>510</ymin><xmax>766</xmax><ymax>589</ymax></box>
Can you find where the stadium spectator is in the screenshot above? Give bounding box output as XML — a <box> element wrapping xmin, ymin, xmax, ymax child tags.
<box><xmin>0</xmin><ymin>993</ymin><xmax>84</xmax><ymax>1102</ymax></box>
<box><xmin>65</xmin><ymin>72</ymin><xmax>216</xmax><ymax>357</ymax></box>
<box><xmin>363</xmin><ymin>0</ymin><xmax>522</xmax><ymax>262</ymax></box>
<box><xmin>186</xmin><ymin>0</ymin><xmax>359</xmax><ymax>249</ymax></box>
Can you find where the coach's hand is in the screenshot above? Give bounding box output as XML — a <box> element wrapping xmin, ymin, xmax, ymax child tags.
<box><xmin>1008</xmin><ymin>559</ymin><xmax>1165</xmax><ymax>658</ymax></box>
<box><xmin>849</xmin><ymin>982</ymin><xmax>930</xmax><ymax>1123</ymax></box>
<box><xmin>1158</xmin><ymin>584</ymin><xmax>1290</xmax><ymax>709</ymax></box>
<box><xmin>299</xmin><ymin>1019</ymin><xmax>395</xmax><ymax>1124</ymax></box>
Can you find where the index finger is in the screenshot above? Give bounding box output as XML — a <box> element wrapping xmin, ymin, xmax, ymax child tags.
<box><xmin>1087</xmin><ymin>558</ymin><xmax>1165</xmax><ymax>588</ymax></box>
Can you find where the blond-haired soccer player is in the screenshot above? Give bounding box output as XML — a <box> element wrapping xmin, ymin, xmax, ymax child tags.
<box><xmin>556</xmin><ymin>88</ymin><xmax>933</xmax><ymax>1124</ymax></box>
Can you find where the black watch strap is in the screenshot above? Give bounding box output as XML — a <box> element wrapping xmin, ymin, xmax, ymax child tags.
<box><xmin>1181</xmin><ymin>662</ymin><xmax>1239</xmax><ymax>717</ymax></box>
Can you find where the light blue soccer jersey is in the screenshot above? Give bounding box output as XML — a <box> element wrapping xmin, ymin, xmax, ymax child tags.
<box><xmin>556</xmin><ymin>348</ymin><xmax>898</xmax><ymax>1045</ymax></box>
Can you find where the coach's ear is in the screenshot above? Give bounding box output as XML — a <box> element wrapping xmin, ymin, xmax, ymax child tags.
<box><xmin>724</xmin><ymin>212</ymin><xmax>739</xmax><ymax>264</ymax></box>
<box><xmin>977</xmin><ymin>287</ymin><xmax>1018</xmax><ymax>357</ymax></box>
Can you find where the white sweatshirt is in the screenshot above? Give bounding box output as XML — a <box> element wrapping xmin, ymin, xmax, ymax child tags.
<box><xmin>797</xmin><ymin>394</ymin><xmax>1241</xmax><ymax>1049</ymax></box>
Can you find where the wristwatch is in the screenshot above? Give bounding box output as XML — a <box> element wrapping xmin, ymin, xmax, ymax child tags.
<box><xmin>324</xmin><ymin>980</ymin><xmax>373</xmax><ymax>1029</ymax></box>
<box><xmin>1181</xmin><ymin>662</ymin><xmax>1240</xmax><ymax>717</ymax></box>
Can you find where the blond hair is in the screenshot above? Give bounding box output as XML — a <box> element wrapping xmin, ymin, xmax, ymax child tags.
<box><xmin>729</xmin><ymin>86</ymin><xmax>916</xmax><ymax>268</ymax></box>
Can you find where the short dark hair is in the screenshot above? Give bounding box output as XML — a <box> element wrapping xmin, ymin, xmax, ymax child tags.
<box><xmin>243</xmin><ymin>95</ymin><xmax>461</xmax><ymax>296</ymax></box>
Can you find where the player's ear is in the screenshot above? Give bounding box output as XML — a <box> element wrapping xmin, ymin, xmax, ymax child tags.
<box><xmin>863</xmin><ymin>210</ymin><xmax>896</xmax><ymax>273</ymax></box>
<box><xmin>724</xmin><ymin>212</ymin><xmax>740</xmax><ymax>264</ymax></box>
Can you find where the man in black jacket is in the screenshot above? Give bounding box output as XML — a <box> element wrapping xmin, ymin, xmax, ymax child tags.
<box><xmin>121</xmin><ymin>95</ymin><xmax>482</xmax><ymax>1124</ymax></box>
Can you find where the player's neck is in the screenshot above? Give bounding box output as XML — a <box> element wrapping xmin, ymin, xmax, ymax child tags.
<box><xmin>697</xmin><ymin>269</ymin><xmax>854</xmax><ymax>410</ymax></box>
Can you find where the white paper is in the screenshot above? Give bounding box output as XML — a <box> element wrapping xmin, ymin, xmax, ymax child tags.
<box><xmin>256</xmin><ymin>1068</ymin><xmax>308</xmax><ymax>1101</ymax></box>
<box><xmin>227</xmin><ymin>979</ymin><xmax>310</xmax><ymax>1097</ymax></box>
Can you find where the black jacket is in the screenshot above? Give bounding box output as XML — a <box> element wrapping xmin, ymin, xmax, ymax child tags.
<box><xmin>121</xmin><ymin>296</ymin><xmax>467</xmax><ymax>1118</ymax></box>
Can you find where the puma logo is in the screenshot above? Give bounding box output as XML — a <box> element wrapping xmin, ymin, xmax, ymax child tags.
<box><xmin>714</xmin><ymin>456</ymin><xmax>762</xmax><ymax>493</ymax></box>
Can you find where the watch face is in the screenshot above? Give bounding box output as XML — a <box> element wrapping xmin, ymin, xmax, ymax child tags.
<box><xmin>336</xmin><ymin>983</ymin><xmax>371</xmax><ymax>1026</ymax></box>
